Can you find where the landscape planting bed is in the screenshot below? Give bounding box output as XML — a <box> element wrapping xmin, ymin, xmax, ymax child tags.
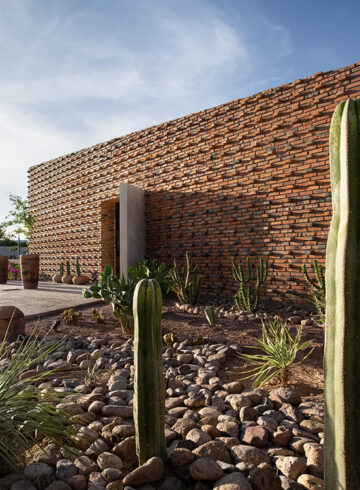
<box><xmin>0</xmin><ymin>299</ymin><xmax>325</xmax><ymax>489</ymax></box>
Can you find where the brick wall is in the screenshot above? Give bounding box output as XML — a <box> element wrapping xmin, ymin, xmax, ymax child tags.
<box><xmin>28</xmin><ymin>61</ymin><xmax>360</xmax><ymax>302</ymax></box>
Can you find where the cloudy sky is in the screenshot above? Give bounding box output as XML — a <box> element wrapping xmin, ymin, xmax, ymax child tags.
<box><xmin>0</xmin><ymin>0</ymin><xmax>358</xmax><ymax>224</ymax></box>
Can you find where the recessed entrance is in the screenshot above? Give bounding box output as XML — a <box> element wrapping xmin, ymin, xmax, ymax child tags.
<box><xmin>100</xmin><ymin>184</ymin><xmax>145</xmax><ymax>277</ymax></box>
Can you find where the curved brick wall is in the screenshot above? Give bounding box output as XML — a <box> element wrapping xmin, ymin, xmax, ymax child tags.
<box><xmin>28</xmin><ymin>61</ymin><xmax>360</xmax><ymax>301</ymax></box>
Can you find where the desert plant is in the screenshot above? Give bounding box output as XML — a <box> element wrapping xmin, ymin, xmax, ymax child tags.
<box><xmin>133</xmin><ymin>279</ymin><xmax>166</xmax><ymax>464</ymax></box>
<box><xmin>237</xmin><ymin>317</ymin><xmax>314</xmax><ymax>387</ymax></box>
<box><xmin>75</xmin><ymin>258</ymin><xmax>81</xmax><ymax>276</ymax></box>
<box><xmin>302</xmin><ymin>260</ymin><xmax>325</xmax><ymax>323</ymax></box>
<box><xmin>163</xmin><ymin>333</ymin><xmax>178</xmax><ymax>346</ymax></box>
<box><xmin>65</xmin><ymin>260</ymin><xmax>71</xmax><ymax>275</ymax></box>
<box><xmin>232</xmin><ymin>256</ymin><xmax>268</xmax><ymax>312</ymax></box>
<box><xmin>128</xmin><ymin>259</ymin><xmax>171</xmax><ymax>296</ymax></box>
<box><xmin>204</xmin><ymin>306</ymin><xmax>221</xmax><ymax>326</ymax></box>
<box><xmin>169</xmin><ymin>252</ymin><xmax>201</xmax><ymax>305</ymax></box>
<box><xmin>0</xmin><ymin>327</ymin><xmax>76</xmax><ymax>470</ymax></box>
<box><xmin>324</xmin><ymin>98</ymin><xmax>360</xmax><ymax>489</ymax></box>
<box><xmin>84</xmin><ymin>358</ymin><xmax>108</xmax><ymax>387</ymax></box>
<box><xmin>59</xmin><ymin>262</ymin><xmax>64</xmax><ymax>275</ymax></box>
<box><xmin>61</xmin><ymin>308</ymin><xmax>82</xmax><ymax>325</ymax></box>
<box><xmin>91</xmin><ymin>308</ymin><xmax>105</xmax><ymax>324</ymax></box>
<box><xmin>82</xmin><ymin>265</ymin><xmax>136</xmax><ymax>332</ymax></box>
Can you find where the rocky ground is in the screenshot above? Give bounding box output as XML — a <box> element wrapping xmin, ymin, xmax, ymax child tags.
<box><xmin>0</xmin><ymin>318</ymin><xmax>324</xmax><ymax>490</ymax></box>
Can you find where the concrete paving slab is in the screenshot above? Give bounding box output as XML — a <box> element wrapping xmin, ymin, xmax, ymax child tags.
<box><xmin>0</xmin><ymin>281</ymin><xmax>103</xmax><ymax>319</ymax></box>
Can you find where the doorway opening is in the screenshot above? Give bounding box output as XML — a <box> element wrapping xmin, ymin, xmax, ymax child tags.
<box><xmin>100</xmin><ymin>198</ymin><xmax>120</xmax><ymax>276</ymax></box>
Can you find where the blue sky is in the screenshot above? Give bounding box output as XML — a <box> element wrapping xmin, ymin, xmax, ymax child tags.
<box><xmin>0</xmin><ymin>0</ymin><xmax>359</xmax><ymax>225</ymax></box>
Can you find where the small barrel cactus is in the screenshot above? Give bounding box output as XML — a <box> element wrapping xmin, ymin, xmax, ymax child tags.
<box><xmin>133</xmin><ymin>279</ymin><xmax>166</xmax><ymax>464</ymax></box>
<box><xmin>325</xmin><ymin>97</ymin><xmax>360</xmax><ymax>489</ymax></box>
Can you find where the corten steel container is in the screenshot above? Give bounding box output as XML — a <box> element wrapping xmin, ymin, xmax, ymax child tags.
<box><xmin>0</xmin><ymin>306</ymin><xmax>25</xmax><ymax>339</ymax></box>
<box><xmin>0</xmin><ymin>256</ymin><xmax>8</xmax><ymax>284</ymax></box>
<box><xmin>20</xmin><ymin>254</ymin><xmax>40</xmax><ymax>289</ymax></box>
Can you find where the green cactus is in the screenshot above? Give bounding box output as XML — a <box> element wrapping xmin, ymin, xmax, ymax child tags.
<box><xmin>232</xmin><ymin>256</ymin><xmax>268</xmax><ymax>312</ymax></box>
<box><xmin>65</xmin><ymin>260</ymin><xmax>70</xmax><ymax>275</ymax></box>
<box><xmin>75</xmin><ymin>257</ymin><xmax>81</xmax><ymax>276</ymax></box>
<box><xmin>302</xmin><ymin>259</ymin><xmax>325</xmax><ymax>323</ymax></box>
<box><xmin>325</xmin><ymin>98</ymin><xmax>360</xmax><ymax>489</ymax></box>
<box><xmin>133</xmin><ymin>279</ymin><xmax>166</xmax><ymax>464</ymax></box>
<box><xmin>82</xmin><ymin>265</ymin><xmax>135</xmax><ymax>332</ymax></box>
<box><xmin>169</xmin><ymin>252</ymin><xmax>201</xmax><ymax>304</ymax></box>
<box><xmin>59</xmin><ymin>262</ymin><xmax>64</xmax><ymax>275</ymax></box>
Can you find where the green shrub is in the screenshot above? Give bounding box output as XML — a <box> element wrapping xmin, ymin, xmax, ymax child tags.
<box><xmin>83</xmin><ymin>265</ymin><xmax>136</xmax><ymax>332</ymax></box>
<box><xmin>237</xmin><ymin>317</ymin><xmax>314</xmax><ymax>387</ymax></box>
<box><xmin>0</xmin><ymin>328</ymin><xmax>76</xmax><ymax>470</ymax></box>
<box><xmin>128</xmin><ymin>259</ymin><xmax>170</xmax><ymax>296</ymax></box>
<box><xmin>169</xmin><ymin>252</ymin><xmax>201</xmax><ymax>305</ymax></box>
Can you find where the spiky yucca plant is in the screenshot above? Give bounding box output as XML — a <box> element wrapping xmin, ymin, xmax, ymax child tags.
<box><xmin>237</xmin><ymin>318</ymin><xmax>314</xmax><ymax>387</ymax></box>
<box><xmin>0</xmin><ymin>328</ymin><xmax>76</xmax><ymax>471</ymax></box>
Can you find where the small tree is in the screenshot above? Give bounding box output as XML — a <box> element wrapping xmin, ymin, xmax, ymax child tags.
<box><xmin>5</xmin><ymin>195</ymin><xmax>35</xmax><ymax>256</ymax></box>
<box><xmin>0</xmin><ymin>222</ymin><xmax>8</xmax><ymax>241</ymax></box>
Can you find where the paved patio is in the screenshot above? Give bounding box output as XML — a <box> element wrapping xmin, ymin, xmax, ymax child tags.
<box><xmin>0</xmin><ymin>281</ymin><xmax>103</xmax><ymax>319</ymax></box>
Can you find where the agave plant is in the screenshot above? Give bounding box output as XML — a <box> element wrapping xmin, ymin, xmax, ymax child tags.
<box><xmin>0</xmin><ymin>327</ymin><xmax>76</xmax><ymax>470</ymax></box>
<box><xmin>204</xmin><ymin>306</ymin><xmax>221</xmax><ymax>326</ymax></box>
<box><xmin>237</xmin><ymin>317</ymin><xmax>314</xmax><ymax>387</ymax></box>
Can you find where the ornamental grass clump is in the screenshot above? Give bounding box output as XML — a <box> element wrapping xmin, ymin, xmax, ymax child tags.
<box><xmin>237</xmin><ymin>317</ymin><xmax>314</xmax><ymax>387</ymax></box>
<box><xmin>0</xmin><ymin>327</ymin><xmax>76</xmax><ymax>471</ymax></box>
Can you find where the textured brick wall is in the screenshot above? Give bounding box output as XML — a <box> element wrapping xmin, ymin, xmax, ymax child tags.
<box><xmin>28</xmin><ymin>61</ymin><xmax>360</xmax><ymax>301</ymax></box>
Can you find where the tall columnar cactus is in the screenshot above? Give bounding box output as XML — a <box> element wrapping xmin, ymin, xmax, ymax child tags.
<box><xmin>325</xmin><ymin>98</ymin><xmax>360</xmax><ymax>489</ymax></box>
<box><xmin>65</xmin><ymin>260</ymin><xmax>71</xmax><ymax>275</ymax></box>
<box><xmin>75</xmin><ymin>258</ymin><xmax>81</xmax><ymax>276</ymax></box>
<box><xmin>59</xmin><ymin>262</ymin><xmax>64</xmax><ymax>275</ymax></box>
<box><xmin>133</xmin><ymin>279</ymin><xmax>166</xmax><ymax>464</ymax></box>
<box><xmin>232</xmin><ymin>256</ymin><xmax>268</xmax><ymax>312</ymax></box>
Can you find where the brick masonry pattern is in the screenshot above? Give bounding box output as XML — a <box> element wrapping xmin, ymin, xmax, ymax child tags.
<box><xmin>28</xmin><ymin>61</ymin><xmax>360</xmax><ymax>301</ymax></box>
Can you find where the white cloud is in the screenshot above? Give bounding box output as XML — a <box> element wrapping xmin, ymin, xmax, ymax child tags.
<box><xmin>0</xmin><ymin>0</ymin><xmax>294</xmax><ymax>223</ymax></box>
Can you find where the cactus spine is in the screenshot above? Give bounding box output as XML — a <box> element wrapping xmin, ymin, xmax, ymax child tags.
<box><xmin>133</xmin><ymin>279</ymin><xmax>166</xmax><ymax>464</ymax></box>
<box><xmin>325</xmin><ymin>98</ymin><xmax>360</xmax><ymax>489</ymax></box>
<box><xmin>232</xmin><ymin>256</ymin><xmax>268</xmax><ymax>312</ymax></box>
